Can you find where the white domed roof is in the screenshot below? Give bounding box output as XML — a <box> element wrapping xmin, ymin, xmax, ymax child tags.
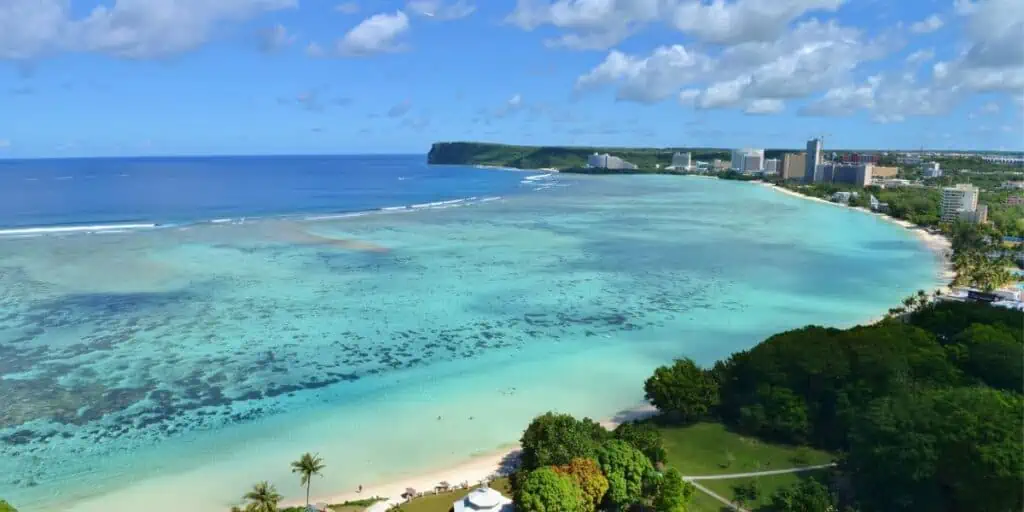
<box><xmin>466</xmin><ymin>487</ymin><xmax>504</xmax><ymax>509</ymax></box>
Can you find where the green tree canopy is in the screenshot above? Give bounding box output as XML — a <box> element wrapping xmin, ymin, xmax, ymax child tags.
<box><xmin>290</xmin><ymin>452</ymin><xmax>326</xmax><ymax>506</ymax></box>
<box><xmin>595</xmin><ymin>439</ymin><xmax>655</xmax><ymax>509</ymax></box>
<box><xmin>520</xmin><ymin>412</ymin><xmax>609</xmax><ymax>470</ymax></box>
<box><xmin>716</xmin><ymin>323</ymin><xmax>961</xmax><ymax>448</ymax></box>
<box><xmin>652</xmin><ymin>468</ymin><xmax>694</xmax><ymax>512</ymax></box>
<box><xmin>516</xmin><ymin>467</ymin><xmax>585</xmax><ymax>512</ymax></box>
<box><xmin>242</xmin><ymin>481</ymin><xmax>283</xmax><ymax>512</ymax></box>
<box><xmin>612</xmin><ymin>421</ymin><xmax>667</xmax><ymax>465</ymax></box>
<box><xmin>553</xmin><ymin>458</ymin><xmax>609</xmax><ymax>512</ymax></box>
<box><xmin>643</xmin><ymin>358</ymin><xmax>719</xmax><ymax>424</ymax></box>
<box><xmin>0</xmin><ymin>499</ymin><xmax>17</xmax><ymax>512</ymax></box>
<box><xmin>767</xmin><ymin>478</ymin><xmax>837</xmax><ymax>512</ymax></box>
<box><xmin>847</xmin><ymin>386</ymin><xmax>1024</xmax><ymax>512</ymax></box>
<box><xmin>948</xmin><ymin>324</ymin><xmax>1023</xmax><ymax>392</ymax></box>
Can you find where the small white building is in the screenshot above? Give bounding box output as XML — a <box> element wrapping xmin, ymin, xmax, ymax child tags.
<box><xmin>922</xmin><ymin>162</ymin><xmax>942</xmax><ymax>178</ymax></box>
<box><xmin>454</xmin><ymin>487</ymin><xmax>513</xmax><ymax>512</ymax></box>
<box><xmin>670</xmin><ymin>152</ymin><xmax>692</xmax><ymax>171</ymax></box>
<box><xmin>586</xmin><ymin>152</ymin><xmax>637</xmax><ymax>170</ymax></box>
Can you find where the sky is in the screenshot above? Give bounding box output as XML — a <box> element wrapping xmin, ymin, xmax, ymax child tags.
<box><xmin>0</xmin><ymin>0</ymin><xmax>1022</xmax><ymax>157</ymax></box>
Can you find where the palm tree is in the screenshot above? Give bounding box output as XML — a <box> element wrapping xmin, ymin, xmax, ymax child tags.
<box><xmin>243</xmin><ymin>481</ymin><xmax>282</xmax><ymax>512</ymax></box>
<box><xmin>291</xmin><ymin>452</ymin><xmax>327</xmax><ymax>506</ymax></box>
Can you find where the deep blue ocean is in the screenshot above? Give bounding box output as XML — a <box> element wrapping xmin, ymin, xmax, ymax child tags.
<box><xmin>0</xmin><ymin>155</ymin><xmax>529</xmax><ymax>230</ymax></box>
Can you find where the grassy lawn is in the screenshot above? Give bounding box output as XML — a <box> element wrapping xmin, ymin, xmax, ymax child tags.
<box><xmin>395</xmin><ymin>478</ymin><xmax>512</xmax><ymax>512</ymax></box>
<box><xmin>699</xmin><ymin>470</ymin><xmax>831</xmax><ymax>510</ymax></box>
<box><xmin>657</xmin><ymin>423</ymin><xmax>834</xmax><ymax>476</ymax></box>
<box><xmin>282</xmin><ymin>498</ymin><xmax>386</xmax><ymax>512</ymax></box>
<box><xmin>687</xmin><ymin>489</ymin><xmax>731</xmax><ymax>512</ymax></box>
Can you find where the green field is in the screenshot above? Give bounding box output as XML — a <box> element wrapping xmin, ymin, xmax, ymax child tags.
<box><xmin>394</xmin><ymin>478</ymin><xmax>512</xmax><ymax>512</ymax></box>
<box><xmin>699</xmin><ymin>470</ymin><xmax>832</xmax><ymax>510</ymax></box>
<box><xmin>657</xmin><ymin>423</ymin><xmax>834</xmax><ymax>477</ymax></box>
<box><xmin>656</xmin><ymin>422</ymin><xmax>835</xmax><ymax>510</ymax></box>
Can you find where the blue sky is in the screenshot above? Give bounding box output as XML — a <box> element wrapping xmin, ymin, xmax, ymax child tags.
<box><xmin>0</xmin><ymin>0</ymin><xmax>1021</xmax><ymax>157</ymax></box>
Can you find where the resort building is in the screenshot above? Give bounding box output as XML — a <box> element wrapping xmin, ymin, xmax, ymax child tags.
<box><xmin>731</xmin><ymin>148</ymin><xmax>765</xmax><ymax>173</ymax></box>
<box><xmin>453</xmin><ymin>487</ymin><xmax>513</xmax><ymax>512</ymax></box>
<box><xmin>814</xmin><ymin>163</ymin><xmax>874</xmax><ymax>187</ymax></box>
<box><xmin>806</xmin><ymin>138</ymin><xmax>823</xmax><ymax>180</ymax></box>
<box><xmin>941</xmin><ymin>184</ymin><xmax>980</xmax><ymax>223</ymax></box>
<box><xmin>922</xmin><ymin>162</ymin><xmax>942</xmax><ymax>178</ymax></box>
<box><xmin>982</xmin><ymin>155</ymin><xmax>1024</xmax><ymax>166</ymax></box>
<box><xmin>897</xmin><ymin>154</ymin><xmax>923</xmax><ymax>165</ymax></box>
<box><xmin>1000</xmin><ymin>181</ymin><xmax>1024</xmax><ymax>190</ymax></box>
<box><xmin>1009</xmin><ymin>196</ymin><xmax>1024</xmax><ymax>205</ymax></box>
<box><xmin>712</xmin><ymin>159</ymin><xmax>729</xmax><ymax>171</ymax></box>
<box><xmin>764</xmin><ymin>158</ymin><xmax>780</xmax><ymax>175</ymax></box>
<box><xmin>670</xmin><ymin>152</ymin><xmax>692</xmax><ymax>171</ymax></box>
<box><xmin>587</xmin><ymin>152</ymin><xmax>638</xmax><ymax>170</ymax></box>
<box><xmin>781</xmin><ymin>152</ymin><xmax>807</xmax><ymax>181</ymax></box>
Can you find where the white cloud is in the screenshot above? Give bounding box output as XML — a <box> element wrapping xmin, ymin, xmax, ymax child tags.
<box><xmin>406</xmin><ymin>0</ymin><xmax>476</xmax><ymax>20</ymax></box>
<box><xmin>980</xmin><ymin>101</ymin><xmax>1000</xmax><ymax>114</ymax></box>
<box><xmin>909</xmin><ymin>14</ymin><xmax>943</xmax><ymax>34</ymax></box>
<box><xmin>678</xmin><ymin>88</ymin><xmax>700</xmax><ymax>105</ymax></box>
<box><xmin>936</xmin><ymin>0</ymin><xmax>1024</xmax><ymax>92</ymax></box>
<box><xmin>800</xmin><ymin>81</ymin><xmax>876</xmax><ymax>116</ymax></box>
<box><xmin>257</xmin><ymin>24</ymin><xmax>295</xmax><ymax>53</ymax></box>
<box><xmin>669</xmin><ymin>0</ymin><xmax>845</xmax><ymax>45</ymax></box>
<box><xmin>505</xmin><ymin>0</ymin><xmax>845</xmax><ymax>50</ymax></box>
<box><xmin>744</xmin><ymin>98</ymin><xmax>785</xmax><ymax>114</ymax></box>
<box><xmin>493</xmin><ymin>93</ymin><xmax>525</xmax><ymax>117</ymax></box>
<box><xmin>336</xmin><ymin>2</ymin><xmax>360</xmax><ymax>14</ymax></box>
<box><xmin>905</xmin><ymin>49</ymin><xmax>934</xmax><ymax>65</ymax></box>
<box><xmin>575</xmin><ymin>45</ymin><xmax>708</xmax><ymax>102</ymax></box>
<box><xmin>0</xmin><ymin>139</ymin><xmax>10</xmax><ymax>149</ymax></box>
<box><xmin>338</xmin><ymin>11</ymin><xmax>411</xmax><ymax>56</ymax></box>
<box><xmin>305</xmin><ymin>42</ymin><xmax>326</xmax><ymax>57</ymax></box>
<box><xmin>574</xmin><ymin>19</ymin><xmax>887</xmax><ymax>110</ymax></box>
<box><xmin>0</xmin><ymin>0</ymin><xmax>297</xmax><ymax>60</ymax></box>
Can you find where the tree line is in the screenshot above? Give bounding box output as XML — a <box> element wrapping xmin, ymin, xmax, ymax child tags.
<box><xmin>644</xmin><ymin>300</ymin><xmax>1022</xmax><ymax>511</ymax></box>
<box><xmin>513</xmin><ymin>413</ymin><xmax>691</xmax><ymax>512</ymax></box>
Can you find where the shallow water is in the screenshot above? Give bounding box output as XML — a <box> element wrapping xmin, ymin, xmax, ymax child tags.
<box><xmin>0</xmin><ymin>173</ymin><xmax>940</xmax><ymax>511</ymax></box>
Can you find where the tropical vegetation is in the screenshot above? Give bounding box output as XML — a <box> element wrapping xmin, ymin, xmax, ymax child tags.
<box><xmin>291</xmin><ymin>452</ymin><xmax>327</xmax><ymax>507</ymax></box>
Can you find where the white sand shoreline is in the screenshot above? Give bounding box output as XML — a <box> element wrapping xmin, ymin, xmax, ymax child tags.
<box><xmin>757</xmin><ymin>182</ymin><xmax>955</xmax><ymax>290</ymax></box>
<box><xmin>288</xmin><ymin>404</ymin><xmax>658</xmax><ymax>510</ymax></box>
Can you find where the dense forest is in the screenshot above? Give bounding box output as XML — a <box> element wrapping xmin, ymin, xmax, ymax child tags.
<box><xmin>646</xmin><ymin>300</ymin><xmax>1023</xmax><ymax>511</ymax></box>
<box><xmin>427</xmin><ymin>142</ymin><xmax>738</xmax><ymax>170</ymax></box>
<box><xmin>512</xmin><ymin>300</ymin><xmax>1023</xmax><ymax>512</ymax></box>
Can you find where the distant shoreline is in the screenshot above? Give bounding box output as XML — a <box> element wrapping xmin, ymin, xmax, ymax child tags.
<box><xmin>756</xmin><ymin>182</ymin><xmax>955</xmax><ymax>291</ymax></box>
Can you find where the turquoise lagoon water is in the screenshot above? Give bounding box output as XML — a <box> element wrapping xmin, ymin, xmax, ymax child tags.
<box><xmin>0</xmin><ymin>174</ymin><xmax>942</xmax><ymax>511</ymax></box>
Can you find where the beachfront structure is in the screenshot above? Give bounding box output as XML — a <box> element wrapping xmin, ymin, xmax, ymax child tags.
<box><xmin>814</xmin><ymin>163</ymin><xmax>874</xmax><ymax>187</ymax></box>
<box><xmin>781</xmin><ymin>152</ymin><xmax>807</xmax><ymax>181</ymax></box>
<box><xmin>587</xmin><ymin>152</ymin><xmax>638</xmax><ymax>170</ymax></box>
<box><xmin>806</xmin><ymin>138</ymin><xmax>823</xmax><ymax>180</ymax></box>
<box><xmin>670</xmin><ymin>152</ymin><xmax>692</xmax><ymax>170</ymax></box>
<box><xmin>922</xmin><ymin>162</ymin><xmax>942</xmax><ymax>178</ymax></box>
<box><xmin>731</xmin><ymin>148</ymin><xmax>764</xmax><ymax>173</ymax></box>
<box><xmin>941</xmin><ymin>184</ymin><xmax>980</xmax><ymax>223</ymax></box>
<box><xmin>764</xmin><ymin>158</ymin><xmax>780</xmax><ymax>175</ymax></box>
<box><xmin>454</xmin><ymin>487</ymin><xmax>513</xmax><ymax>512</ymax></box>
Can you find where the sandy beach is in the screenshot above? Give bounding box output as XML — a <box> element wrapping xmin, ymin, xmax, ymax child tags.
<box><xmin>758</xmin><ymin>182</ymin><xmax>955</xmax><ymax>289</ymax></box>
<box><xmin>287</xmin><ymin>404</ymin><xmax>658</xmax><ymax>511</ymax></box>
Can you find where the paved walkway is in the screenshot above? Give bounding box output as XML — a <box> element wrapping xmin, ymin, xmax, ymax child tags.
<box><xmin>685</xmin><ymin>462</ymin><xmax>836</xmax><ymax>481</ymax></box>
<box><xmin>681</xmin><ymin>462</ymin><xmax>837</xmax><ymax>511</ymax></box>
